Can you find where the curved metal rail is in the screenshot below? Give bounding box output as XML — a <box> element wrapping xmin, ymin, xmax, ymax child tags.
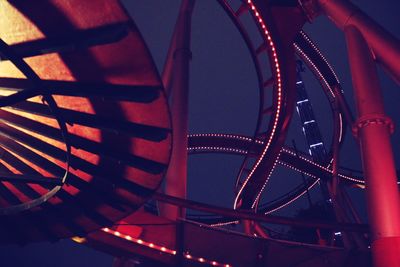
<box><xmin>216</xmin><ymin>0</ymin><xmax>296</xmax><ymax>211</ymax></box>
<box><xmin>218</xmin><ymin>1</ymin><xmax>348</xmax><ymax>212</ymax></box>
<box><xmin>188</xmin><ymin>133</ymin><xmax>362</xmax><ymax>214</ymax></box>
<box><xmin>0</xmin><ymin>0</ymin><xmax>171</xmax><ymax>243</ymax></box>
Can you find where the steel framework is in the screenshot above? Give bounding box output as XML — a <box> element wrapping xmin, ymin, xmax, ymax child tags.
<box><xmin>0</xmin><ymin>0</ymin><xmax>399</xmax><ymax>266</ymax></box>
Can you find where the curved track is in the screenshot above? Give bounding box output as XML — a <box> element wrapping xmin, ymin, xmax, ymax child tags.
<box><xmin>188</xmin><ymin>133</ymin><xmax>362</xmax><ymax>220</ymax></box>
<box><xmin>3</xmin><ymin>0</ymin><xmax>374</xmax><ymax>265</ymax></box>
<box><xmin>0</xmin><ymin>0</ymin><xmax>351</xmax><ymax>240</ymax></box>
<box><xmin>0</xmin><ymin>0</ymin><xmax>367</xmax><ymax>247</ymax></box>
<box><xmin>216</xmin><ymin>1</ymin><xmax>348</xmax><ymax>212</ymax></box>
<box><xmin>0</xmin><ymin>1</ymin><xmax>171</xmax><ymax>243</ymax></box>
<box><xmin>216</xmin><ymin>0</ymin><xmax>294</xmax><ymax>211</ymax></box>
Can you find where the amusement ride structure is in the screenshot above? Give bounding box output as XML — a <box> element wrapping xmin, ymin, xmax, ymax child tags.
<box><xmin>0</xmin><ymin>0</ymin><xmax>400</xmax><ymax>266</ymax></box>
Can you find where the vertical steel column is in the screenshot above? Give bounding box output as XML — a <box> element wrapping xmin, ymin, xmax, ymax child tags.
<box><xmin>345</xmin><ymin>25</ymin><xmax>400</xmax><ymax>267</ymax></box>
<box><xmin>160</xmin><ymin>0</ymin><xmax>195</xmax><ymax>220</ymax></box>
<box><xmin>317</xmin><ymin>0</ymin><xmax>400</xmax><ymax>84</ymax></box>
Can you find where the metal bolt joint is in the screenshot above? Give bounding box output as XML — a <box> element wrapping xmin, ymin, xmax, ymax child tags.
<box><xmin>352</xmin><ymin>114</ymin><xmax>394</xmax><ymax>138</ymax></box>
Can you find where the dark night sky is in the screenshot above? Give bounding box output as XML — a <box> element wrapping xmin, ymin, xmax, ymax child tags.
<box><xmin>1</xmin><ymin>0</ymin><xmax>400</xmax><ymax>266</ymax></box>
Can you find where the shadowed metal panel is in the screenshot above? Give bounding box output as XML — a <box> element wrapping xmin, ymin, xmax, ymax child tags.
<box><xmin>0</xmin><ymin>0</ymin><xmax>171</xmax><ymax>243</ymax></box>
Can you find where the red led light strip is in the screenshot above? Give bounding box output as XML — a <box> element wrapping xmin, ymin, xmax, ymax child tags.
<box><xmin>233</xmin><ymin>0</ymin><xmax>283</xmax><ymax>209</ymax></box>
<box><xmin>101</xmin><ymin>228</ymin><xmax>232</xmax><ymax>267</ymax></box>
<box><xmin>188</xmin><ymin>133</ymin><xmax>364</xmax><ymax>183</ymax></box>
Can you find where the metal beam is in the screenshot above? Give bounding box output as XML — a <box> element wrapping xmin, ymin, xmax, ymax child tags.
<box><xmin>345</xmin><ymin>25</ymin><xmax>400</xmax><ymax>267</ymax></box>
<box><xmin>317</xmin><ymin>0</ymin><xmax>400</xmax><ymax>84</ymax></box>
<box><xmin>0</xmin><ymin>22</ymin><xmax>130</xmax><ymax>60</ymax></box>
<box><xmin>0</xmin><ymin>173</ymin><xmax>62</xmax><ymax>186</ymax></box>
<box><xmin>160</xmin><ymin>0</ymin><xmax>195</xmax><ymax>220</ymax></box>
<box><xmin>0</xmin><ymin>78</ymin><xmax>161</xmax><ymax>105</ymax></box>
<box><xmin>154</xmin><ymin>192</ymin><xmax>369</xmax><ymax>232</ymax></box>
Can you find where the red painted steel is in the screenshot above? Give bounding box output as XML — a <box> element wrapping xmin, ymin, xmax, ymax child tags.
<box><xmin>345</xmin><ymin>25</ymin><xmax>400</xmax><ymax>267</ymax></box>
<box><xmin>318</xmin><ymin>0</ymin><xmax>400</xmax><ymax>84</ymax></box>
<box><xmin>0</xmin><ymin>0</ymin><xmax>171</xmax><ymax>242</ymax></box>
<box><xmin>160</xmin><ymin>0</ymin><xmax>195</xmax><ymax>220</ymax></box>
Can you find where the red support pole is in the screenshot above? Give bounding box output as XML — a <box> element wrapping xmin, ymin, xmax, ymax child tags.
<box><xmin>317</xmin><ymin>0</ymin><xmax>400</xmax><ymax>85</ymax></box>
<box><xmin>160</xmin><ymin>0</ymin><xmax>195</xmax><ymax>220</ymax></box>
<box><xmin>345</xmin><ymin>25</ymin><xmax>400</xmax><ymax>267</ymax></box>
